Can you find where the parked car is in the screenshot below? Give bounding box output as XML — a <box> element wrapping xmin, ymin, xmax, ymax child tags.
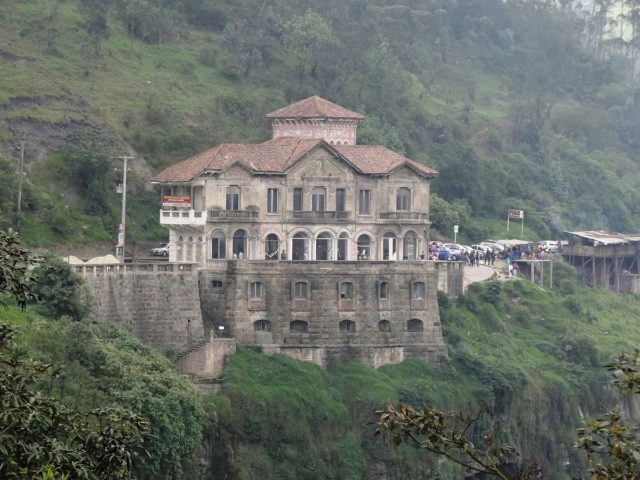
<box><xmin>471</xmin><ymin>244</ymin><xmax>491</xmax><ymax>254</ymax></box>
<box><xmin>481</xmin><ymin>241</ymin><xmax>505</xmax><ymax>252</ymax></box>
<box><xmin>538</xmin><ymin>240</ymin><xmax>566</xmax><ymax>253</ymax></box>
<box><xmin>437</xmin><ymin>247</ymin><xmax>452</xmax><ymax>261</ymax></box>
<box><xmin>443</xmin><ymin>243</ymin><xmax>465</xmax><ymax>257</ymax></box>
<box><xmin>150</xmin><ymin>243</ymin><xmax>170</xmax><ymax>257</ymax></box>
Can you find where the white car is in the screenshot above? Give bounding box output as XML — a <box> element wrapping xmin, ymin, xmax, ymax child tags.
<box><xmin>150</xmin><ymin>243</ymin><xmax>170</xmax><ymax>257</ymax></box>
<box><xmin>443</xmin><ymin>243</ymin><xmax>466</xmax><ymax>256</ymax></box>
<box><xmin>481</xmin><ymin>241</ymin><xmax>505</xmax><ymax>252</ymax></box>
<box><xmin>471</xmin><ymin>244</ymin><xmax>491</xmax><ymax>254</ymax></box>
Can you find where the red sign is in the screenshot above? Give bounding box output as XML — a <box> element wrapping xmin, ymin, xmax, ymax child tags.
<box><xmin>508</xmin><ymin>209</ymin><xmax>524</xmax><ymax>219</ymax></box>
<box><xmin>162</xmin><ymin>195</ymin><xmax>191</xmax><ymax>207</ymax></box>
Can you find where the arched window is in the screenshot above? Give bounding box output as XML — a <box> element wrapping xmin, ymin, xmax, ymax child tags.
<box><xmin>357</xmin><ymin>234</ymin><xmax>371</xmax><ymax>260</ymax></box>
<box><xmin>379</xmin><ymin>281</ymin><xmax>389</xmax><ymax>299</ymax></box>
<box><xmin>383</xmin><ymin>232</ymin><xmax>397</xmax><ymax>260</ymax></box>
<box><xmin>404</xmin><ymin>231</ymin><xmax>417</xmax><ymax>260</ymax></box>
<box><xmin>290</xmin><ymin>320</ymin><xmax>308</xmax><ymax>333</ymax></box>
<box><xmin>396</xmin><ymin>188</ymin><xmax>411</xmax><ymax>211</ymax></box>
<box><xmin>315</xmin><ymin>231</ymin><xmax>332</xmax><ymax>261</ymax></box>
<box><xmin>339</xmin><ymin>320</ymin><xmax>356</xmax><ymax>333</ymax></box>
<box><xmin>226</xmin><ymin>185</ymin><xmax>240</xmax><ymax>210</ymax></box>
<box><xmin>233</xmin><ymin>229</ymin><xmax>246</xmax><ymax>258</ymax></box>
<box><xmin>407</xmin><ymin>319</ymin><xmax>424</xmax><ymax>332</ymax></box>
<box><xmin>254</xmin><ymin>320</ymin><xmax>271</xmax><ymax>332</ymax></box>
<box><xmin>265</xmin><ymin>233</ymin><xmax>279</xmax><ymax>259</ymax></box>
<box><xmin>292</xmin><ymin>232</ymin><xmax>310</xmax><ymax>260</ymax></box>
<box><xmin>187</xmin><ymin>236</ymin><xmax>194</xmax><ymax>262</ymax></box>
<box><xmin>338</xmin><ymin>232</ymin><xmax>349</xmax><ymax>260</ymax></box>
<box><xmin>340</xmin><ymin>282</ymin><xmax>353</xmax><ymax>299</ymax></box>
<box><xmin>249</xmin><ymin>281</ymin><xmax>262</xmax><ymax>299</ymax></box>
<box><xmin>379</xmin><ymin>320</ymin><xmax>391</xmax><ymax>332</ymax></box>
<box><xmin>293</xmin><ymin>281</ymin><xmax>309</xmax><ymax>299</ymax></box>
<box><xmin>413</xmin><ymin>282</ymin><xmax>425</xmax><ymax>299</ymax></box>
<box><xmin>212</xmin><ymin>231</ymin><xmax>226</xmax><ymax>259</ymax></box>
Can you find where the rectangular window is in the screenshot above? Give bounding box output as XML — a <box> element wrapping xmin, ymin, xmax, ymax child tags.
<box><xmin>413</xmin><ymin>282</ymin><xmax>425</xmax><ymax>299</ymax></box>
<box><xmin>336</xmin><ymin>188</ymin><xmax>346</xmax><ymax>212</ymax></box>
<box><xmin>293</xmin><ymin>188</ymin><xmax>303</xmax><ymax>211</ymax></box>
<box><xmin>226</xmin><ymin>193</ymin><xmax>239</xmax><ymax>210</ymax></box>
<box><xmin>294</xmin><ymin>282</ymin><xmax>308</xmax><ymax>299</ymax></box>
<box><xmin>396</xmin><ymin>189</ymin><xmax>410</xmax><ymax>211</ymax></box>
<box><xmin>249</xmin><ymin>282</ymin><xmax>262</xmax><ymax>299</ymax></box>
<box><xmin>358</xmin><ymin>189</ymin><xmax>371</xmax><ymax>215</ymax></box>
<box><xmin>312</xmin><ymin>191</ymin><xmax>325</xmax><ymax>212</ymax></box>
<box><xmin>267</xmin><ymin>188</ymin><xmax>279</xmax><ymax>213</ymax></box>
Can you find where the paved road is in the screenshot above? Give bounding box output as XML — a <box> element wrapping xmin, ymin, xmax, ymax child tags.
<box><xmin>463</xmin><ymin>264</ymin><xmax>497</xmax><ymax>291</ymax></box>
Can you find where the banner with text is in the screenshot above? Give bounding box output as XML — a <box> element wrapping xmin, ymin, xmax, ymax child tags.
<box><xmin>508</xmin><ymin>209</ymin><xmax>524</xmax><ymax>219</ymax></box>
<box><xmin>162</xmin><ymin>195</ymin><xmax>191</xmax><ymax>208</ymax></box>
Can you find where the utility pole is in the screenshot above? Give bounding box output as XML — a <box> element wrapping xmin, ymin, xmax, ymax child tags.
<box><xmin>114</xmin><ymin>156</ymin><xmax>134</xmax><ymax>263</ymax></box>
<box><xmin>15</xmin><ymin>140</ymin><xmax>24</xmax><ymax>229</ymax></box>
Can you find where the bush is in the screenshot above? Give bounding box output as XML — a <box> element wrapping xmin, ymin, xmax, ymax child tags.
<box><xmin>513</xmin><ymin>306</ymin><xmax>532</xmax><ymax>327</ymax></box>
<box><xmin>558</xmin><ymin>278</ymin><xmax>576</xmax><ymax>295</ymax></box>
<box><xmin>30</xmin><ymin>255</ymin><xmax>90</xmax><ymax>320</ymax></box>
<box><xmin>563</xmin><ymin>296</ymin><xmax>582</xmax><ymax>315</ymax></box>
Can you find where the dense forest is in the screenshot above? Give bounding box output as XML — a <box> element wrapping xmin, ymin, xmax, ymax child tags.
<box><xmin>2</xmin><ymin>0</ymin><xmax>640</xmax><ymax>245</ymax></box>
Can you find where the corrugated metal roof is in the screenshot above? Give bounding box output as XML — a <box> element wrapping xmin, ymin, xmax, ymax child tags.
<box><xmin>566</xmin><ymin>231</ymin><xmax>640</xmax><ymax>245</ymax></box>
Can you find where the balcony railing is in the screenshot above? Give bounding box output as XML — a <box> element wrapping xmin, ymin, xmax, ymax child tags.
<box><xmin>209</xmin><ymin>210</ymin><xmax>259</xmax><ymax>220</ymax></box>
<box><xmin>160</xmin><ymin>209</ymin><xmax>207</xmax><ymax>225</ymax></box>
<box><xmin>287</xmin><ymin>210</ymin><xmax>351</xmax><ymax>222</ymax></box>
<box><xmin>379</xmin><ymin>212</ymin><xmax>428</xmax><ymax>221</ymax></box>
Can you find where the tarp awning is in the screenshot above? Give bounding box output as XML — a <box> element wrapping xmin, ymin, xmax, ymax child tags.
<box><xmin>565</xmin><ymin>231</ymin><xmax>640</xmax><ymax>246</ymax></box>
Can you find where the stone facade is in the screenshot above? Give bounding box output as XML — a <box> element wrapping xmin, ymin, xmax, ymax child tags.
<box><xmin>81</xmin><ymin>265</ymin><xmax>204</xmax><ymax>352</ymax></box>
<box><xmin>198</xmin><ymin>260</ymin><xmax>455</xmax><ymax>367</ymax></box>
<box><xmin>140</xmin><ymin>96</ymin><xmax>456</xmax><ymax>368</ymax></box>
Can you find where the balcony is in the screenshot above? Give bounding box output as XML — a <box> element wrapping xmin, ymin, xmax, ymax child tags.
<box><xmin>379</xmin><ymin>212</ymin><xmax>428</xmax><ymax>222</ymax></box>
<box><xmin>287</xmin><ymin>210</ymin><xmax>352</xmax><ymax>222</ymax></box>
<box><xmin>160</xmin><ymin>209</ymin><xmax>207</xmax><ymax>226</ymax></box>
<box><xmin>209</xmin><ymin>210</ymin><xmax>259</xmax><ymax>221</ymax></box>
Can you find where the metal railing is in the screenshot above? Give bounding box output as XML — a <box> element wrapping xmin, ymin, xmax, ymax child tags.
<box><xmin>379</xmin><ymin>212</ymin><xmax>428</xmax><ymax>220</ymax></box>
<box><xmin>287</xmin><ymin>210</ymin><xmax>351</xmax><ymax>221</ymax></box>
<box><xmin>209</xmin><ymin>210</ymin><xmax>259</xmax><ymax>219</ymax></box>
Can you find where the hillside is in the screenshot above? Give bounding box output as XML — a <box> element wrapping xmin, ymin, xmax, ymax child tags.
<box><xmin>1</xmin><ymin>0</ymin><xmax>640</xmax><ymax>247</ymax></box>
<box><xmin>5</xmin><ymin>267</ymin><xmax>640</xmax><ymax>478</ymax></box>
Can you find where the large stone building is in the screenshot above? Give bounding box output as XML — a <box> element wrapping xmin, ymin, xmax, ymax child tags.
<box><xmin>151</xmin><ymin>96</ymin><xmax>457</xmax><ymax>367</ymax></box>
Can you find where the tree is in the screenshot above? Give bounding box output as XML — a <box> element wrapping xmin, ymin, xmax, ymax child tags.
<box><xmin>377</xmin><ymin>351</ymin><xmax>640</xmax><ymax>479</ymax></box>
<box><xmin>0</xmin><ymin>322</ymin><xmax>151</xmax><ymax>480</ymax></box>
<box><xmin>283</xmin><ymin>10</ymin><xmax>335</xmax><ymax>81</ymax></box>
<box><xmin>31</xmin><ymin>255</ymin><xmax>91</xmax><ymax>321</ymax></box>
<box><xmin>0</xmin><ymin>230</ymin><xmax>38</xmax><ymax>310</ymax></box>
<box><xmin>0</xmin><ymin>234</ymin><xmax>150</xmax><ymax>479</ymax></box>
<box><xmin>576</xmin><ymin>351</ymin><xmax>640</xmax><ymax>478</ymax></box>
<box><xmin>376</xmin><ymin>405</ymin><xmax>541</xmax><ymax>479</ymax></box>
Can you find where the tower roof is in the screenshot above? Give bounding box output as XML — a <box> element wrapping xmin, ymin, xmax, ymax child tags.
<box><xmin>266</xmin><ymin>95</ymin><xmax>365</xmax><ymax>120</ymax></box>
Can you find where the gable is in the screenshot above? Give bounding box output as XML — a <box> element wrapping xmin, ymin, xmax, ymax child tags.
<box><xmin>287</xmin><ymin>146</ymin><xmax>354</xmax><ymax>180</ymax></box>
<box><xmin>221</xmin><ymin>163</ymin><xmax>252</xmax><ymax>180</ymax></box>
<box><xmin>389</xmin><ymin>165</ymin><xmax>425</xmax><ymax>181</ymax></box>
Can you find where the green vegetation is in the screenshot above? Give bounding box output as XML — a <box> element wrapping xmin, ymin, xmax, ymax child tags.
<box><xmin>2</xmin><ymin>0</ymin><xmax>640</xmax><ymax>243</ymax></box>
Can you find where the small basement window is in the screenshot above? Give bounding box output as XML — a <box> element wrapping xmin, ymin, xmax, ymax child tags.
<box><xmin>211</xmin><ymin>280</ymin><xmax>223</xmax><ymax>288</ymax></box>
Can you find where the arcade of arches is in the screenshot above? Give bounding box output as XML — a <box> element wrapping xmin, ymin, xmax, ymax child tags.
<box><xmin>174</xmin><ymin>229</ymin><xmax>426</xmax><ymax>262</ymax></box>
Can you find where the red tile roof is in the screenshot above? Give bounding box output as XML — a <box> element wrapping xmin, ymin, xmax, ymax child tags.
<box><xmin>266</xmin><ymin>95</ymin><xmax>364</xmax><ymax>120</ymax></box>
<box><xmin>152</xmin><ymin>138</ymin><xmax>438</xmax><ymax>183</ymax></box>
<box><xmin>333</xmin><ymin>145</ymin><xmax>438</xmax><ymax>177</ymax></box>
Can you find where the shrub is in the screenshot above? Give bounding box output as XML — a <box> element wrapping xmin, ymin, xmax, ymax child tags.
<box><xmin>563</xmin><ymin>296</ymin><xmax>582</xmax><ymax>315</ymax></box>
<box><xmin>558</xmin><ymin>278</ymin><xmax>576</xmax><ymax>295</ymax></box>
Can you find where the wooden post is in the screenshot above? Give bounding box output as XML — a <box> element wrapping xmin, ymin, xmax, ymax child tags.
<box><xmin>550</xmin><ymin>261</ymin><xmax>553</xmax><ymax>289</ymax></box>
<box><xmin>592</xmin><ymin>256</ymin><xmax>596</xmax><ymax>287</ymax></box>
